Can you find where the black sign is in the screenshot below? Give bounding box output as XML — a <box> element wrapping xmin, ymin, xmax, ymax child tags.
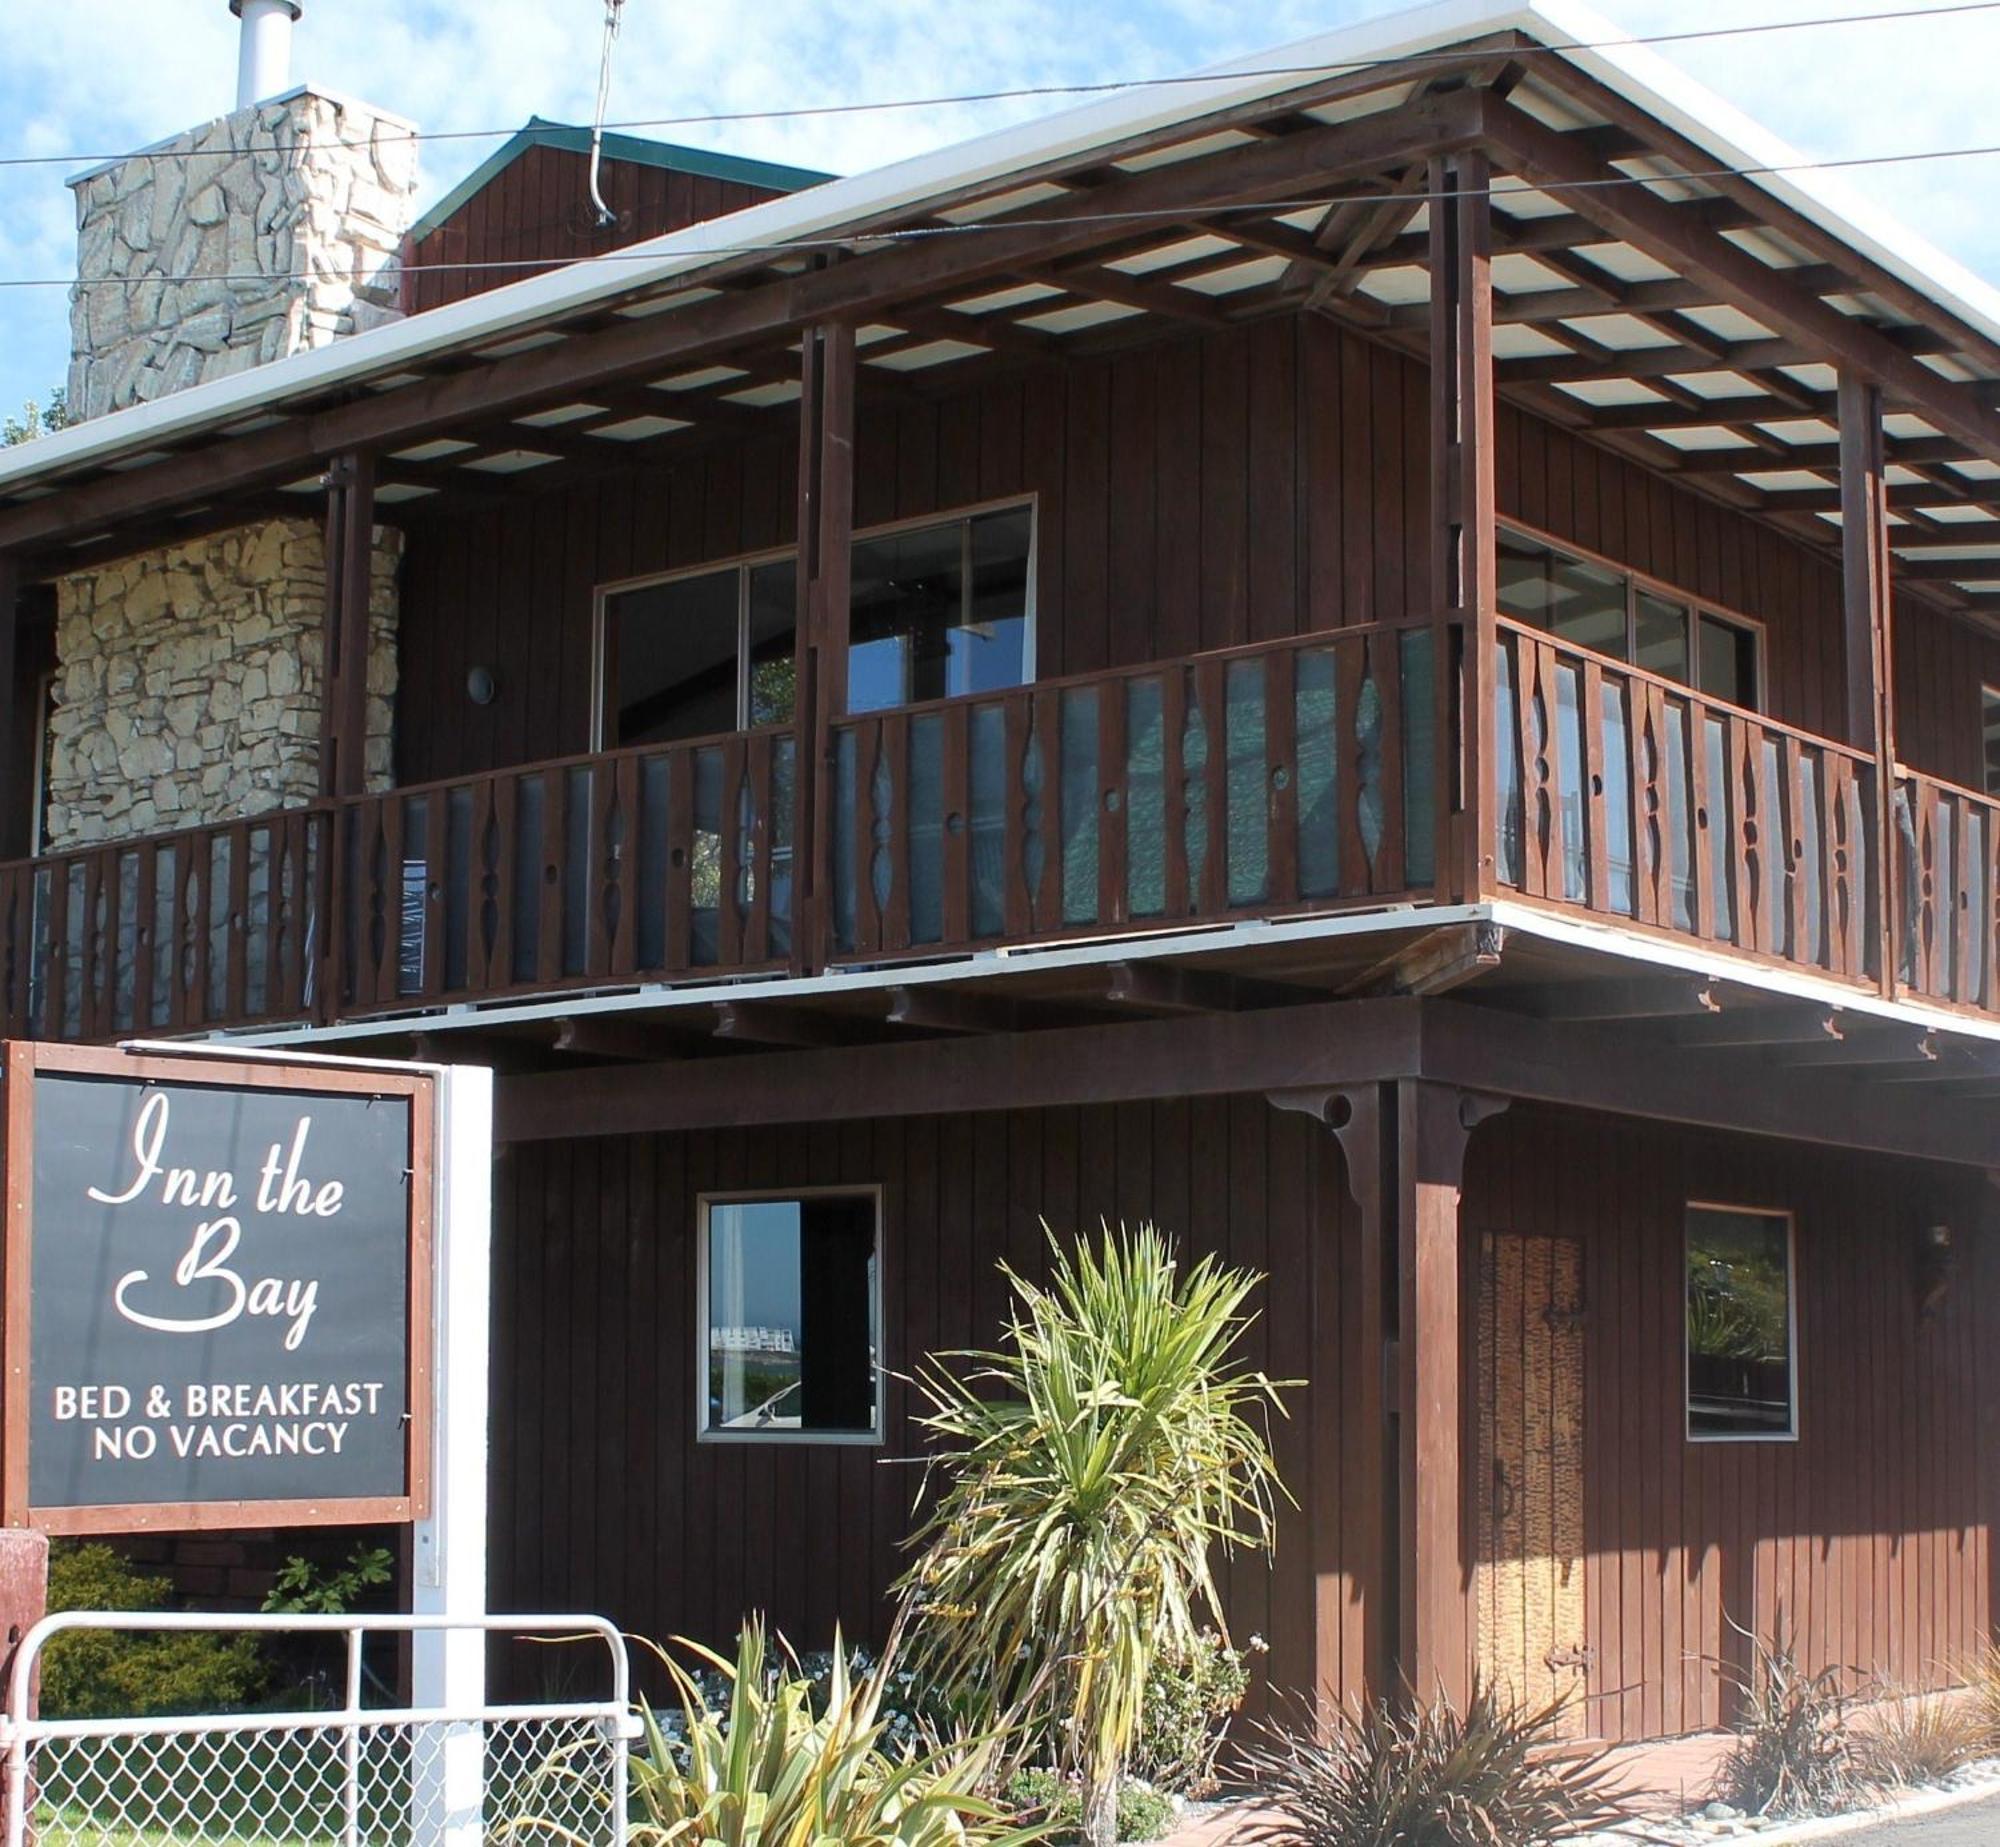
<box><xmin>12</xmin><ymin>1054</ymin><xmax>426</xmax><ymax>1527</ymax></box>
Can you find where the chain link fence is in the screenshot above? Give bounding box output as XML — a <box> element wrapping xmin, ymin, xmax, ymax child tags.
<box><xmin>3</xmin><ymin>1612</ymin><xmax>635</xmax><ymax>1847</ymax></box>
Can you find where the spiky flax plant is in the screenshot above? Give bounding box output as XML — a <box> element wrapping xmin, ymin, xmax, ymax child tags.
<box><xmin>898</xmin><ymin>1222</ymin><xmax>1293</xmax><ymax>1847</ymax></box>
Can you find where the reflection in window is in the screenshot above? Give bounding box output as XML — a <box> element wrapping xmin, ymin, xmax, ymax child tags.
<box><xmin>703</xmin><ymin>1193</ymin><xmax>879</xmax><ymax>1440</ymax></box>
<box><xmin>604</xmin><ymin>558</ymin><xmax>797</xmax><ymax>747</ymax></box>
<box><xmin>1498</xmin><ymin>526</ymin><xmax>1760</xmax><ymax>711</ymax></box>
<box><xmin>1686</xmin><ymin>1206</ymin><xmax>1795</xmax><ymax>1440</ymax></box>
<box><xmin>848</xmin><ymin>506</ymin><xmax>1033</xmax><ymax>713</ymax></box>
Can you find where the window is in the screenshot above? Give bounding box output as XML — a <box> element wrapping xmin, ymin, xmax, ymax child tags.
<box><xmin>848</xmin><ymin>505</ymin><xmax>1034</xmax><ymax>713</ymax></box>
<box><xmin>1686</xmin><ymin>1205</ymin><xmax>1796</xmax><ymax>1441</ymax></box>
<box><xmin>599</xmin><ymin>555</ymin><xmax>797</xmax><ymax>748</ymax></box>
<box><xmin>1982</xmin><ymin>686</ymin><xmax>2000</xmax><ymax>798</ymax></box>
<box><xmin>596</xmin><ymin>502</ymin><xmax>1035</xmax><ymax>746</ymax></box>
<box><xmin>1499</xmin><ymin>527</ymin><xmax>1762</xmax><ymax>709</ymax></box>
<box><xmin>700</xmin><ymin>1190</ymin><xmax>881</xmax><ymax>1442</ymax></box>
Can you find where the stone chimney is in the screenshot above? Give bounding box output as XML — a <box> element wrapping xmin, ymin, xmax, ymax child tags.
<box><xmin>67</xmin><ymin>87</ymin><xmax>420</xmax><ymax>420</ymax></box>
<box><xmin>43</xmin><ymin>7</ymin><xmax>410</xmax><ymax>856</ymax></box>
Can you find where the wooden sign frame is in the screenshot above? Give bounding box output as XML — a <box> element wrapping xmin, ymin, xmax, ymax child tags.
<box><xmin>0</xmin><ymin>1041</ymin><xmax>435</xmax><ymax>1535</ymax></box>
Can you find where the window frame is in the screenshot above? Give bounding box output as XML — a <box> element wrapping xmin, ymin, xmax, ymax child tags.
<box><xmin>1683</xmin><ymin>1200</ymin><xmax>1799</xmax><ymax>1446</ymax></box>
<box><xmin>590</xmin><ymin>494</ymin><xmax>1039</xmax><ymax>750</ymax></box>
<box><xmin>1499</xmin><ymin>519</ymin><xmax>1768</xmax><ymax>713</ymax></box>
<box><xmin>1980</xmin><ymin>683</ymin><xmax>2000</xmax><ymax>799</ymax></box>
<box><xmin>694</xmin><ymin>1183</ymin><xmax>887</xmax><ymax>1448</ymax></box>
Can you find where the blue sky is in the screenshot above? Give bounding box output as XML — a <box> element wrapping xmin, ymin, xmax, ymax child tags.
<box><xmin>3</xmin><ymin>0</ymin><xmax>1999</xmax><ymax>418</ymax></box>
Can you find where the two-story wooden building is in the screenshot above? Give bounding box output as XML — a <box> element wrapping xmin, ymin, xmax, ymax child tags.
<box><xmin>3</xmin><ymin>0</ymin><xmax>1999</xmax><ymax>1743</ymax></box>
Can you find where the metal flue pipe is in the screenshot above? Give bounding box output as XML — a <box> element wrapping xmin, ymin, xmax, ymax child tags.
<box><xmin>231</xmin><ymin>0</ymin><xmax>303</xmax><ymax>110</ymax></box>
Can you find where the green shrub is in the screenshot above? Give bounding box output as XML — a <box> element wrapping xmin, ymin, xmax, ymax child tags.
<box><xmin>41</xmin><ymin>1542</ymin><xmax>264</xmax><ymax>1721</ymax></box>
<box><xmin>1237</xmin><ymin>1680</ymin><xmax>1627</xmax><ymax>1847</ymax></box>
<box><xmin>522</xmin><ymin>1619</ymin><xmax>1037</xmax><ymax>1847</ymax></box>
<box><xmin>1713</xmin><ymin>1622</ymin><xmax>1860</xmax><ymax>1819</ymax></box>
<box><xmin>1005</xmin><ymin>1767</ymin><xmax>1176</xmax><ymax>1845</ymax></box>
<box><xmin>1128</xmin><ymin>1631</ymin><xmax>1260</xmax><ymax>1795</ymax></box>
<box><xmin>261</xmin><ymin>1543</ymin><xmax>394</xmax><ymax>1616</ymax></box>
<box><xmin>902</xmin><ymin>1225</ymin><xmax>1290</xmax><ymax>1847</ymax></box>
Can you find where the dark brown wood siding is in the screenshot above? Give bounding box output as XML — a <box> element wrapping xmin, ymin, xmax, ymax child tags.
<box><xmin>1467</xmin><ymin>1107</ymin><xmax>1995</xmax><ymax>1741</ymax></box>
<box><xmin>489</xmin><ymin>1096</ymin><xmax>1999</xmax><ymax>1741</ymax></box>
<box><xmin>401</xmin><ymin>143</ymin><xmax>791</xmax><ymax>316</ymax></box>
<box><xmin>489</xmin><ymin>1095</ymin><xmax>1370</xmax><ymax>1718</ymax></box>
<box><xmin>397</xmin><ymin>320</ymin><xmax>1431</xmax><ymax>786</ymax></box>
<box><xmin>393</xmin><ymin>309</ymin><xmax>1997</xmax><ymax>795</ymax></box>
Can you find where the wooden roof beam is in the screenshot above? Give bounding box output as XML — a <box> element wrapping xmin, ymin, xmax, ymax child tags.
<box><xmin>1480</xmin><ymin>94</ymin><xmax>2000</xmax><ymax>463</ymax></box>
<box><xmin>1526</xmin><ymin>56</ymin><xmax>2000</xmax><ymax>383</ymax></box>
<box><xmin>1667</xmin><ymin>1004</ymin><xmax>1843</xmax><ymax>1048</ymax></box>
<box><xmin>1509</xmin><ymin>974</ymin><xmax>1721</xmax><ymax>1020</ymax></box>
<box><xmin>0</xmin><ymin>92</ymin><xmax>1490</xmax><ymax>553</ymax></box>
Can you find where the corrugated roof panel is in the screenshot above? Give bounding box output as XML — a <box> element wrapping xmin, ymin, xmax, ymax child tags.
<box><xmin>1648</xmin><ymin>427</ymin><xmax>1759</xmax><ymax>451</ymax></box>
<box><xmin>1553</xmin><ymin>378</ymin><xmax>1669</xmax><ymax>407</ymax></box>
<box><xmin>1678</xmin><ymin>304</ymin><xmax>1780</xmax><ymax>343</ymax></box>
<box><xmin>1665</xmin><ymin>371</ymin><xmax>1770</xmax><ymax>400</ymax></box>
<box><xmin>1571</xmin><ymin>242</ymin><xmax>1677</xmax><ymax>285</ymax></box>
<box><xmin>1114</xmin><ymin>129</ymin><xmax>1261</xmax><ymax>173</ymax></box>
<box><xmin>1177</xmin><ymin>255</ymin><xmax>1289</xmax><ymax>296</ymax></box>
<box><xmin>1109</xmin><ymin>234</ymin><xmax>1238</xmax><ymax>275</ymax></box>
<box><xmin>1558</xmin><ymin>313</ymin><xmax>1678</xmax><ymax>351</ymax></box>
<box><xmin>1016</xmin><ymin>301</ymin><xmax>1144</xmax><ymax>334</ymax></box>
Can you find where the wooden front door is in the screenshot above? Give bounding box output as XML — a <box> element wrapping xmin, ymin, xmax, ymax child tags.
<box><xmin>1475</xmin><ymin>1232</ymin><xmax>1589</xmax><ymax>1734</ymax></box>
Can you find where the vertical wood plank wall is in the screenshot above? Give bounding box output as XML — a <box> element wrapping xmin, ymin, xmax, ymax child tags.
<box><xmin>401</xmin><ymin>144</ymin><xmax>789</xmax><ymax>315</ymax></box>
<box><xmin>1466</xmin><ymin>1108</ymin><xmax>1995</xmax><ymax>1741</ymax></box>
<box><xmin>396</xmin><ymin>311</ymin><xmax>2000</xmax><ymax>799</ymax></box>
<box><xmin>489</xmin><ymin>1097</ymin><xmax>1368</xmax><ymax>1718</ymax></box>
<box><xmin>489</xmin><ymin>1097</ymin><xmax>1997</xmax><ymax>1741</ymax></box>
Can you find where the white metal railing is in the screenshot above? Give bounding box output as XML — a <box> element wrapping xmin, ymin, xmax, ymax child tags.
<box><xmin>2</xmin><ymin>1611</ymin><xmax>637</xmax><ymax>1847</ymax></box>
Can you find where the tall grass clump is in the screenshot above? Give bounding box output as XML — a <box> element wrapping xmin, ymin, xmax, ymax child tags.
<box><xmin>899</xmin><ymin>1223</ymin><xmax>1291</xmax><ymax>1847</ymax></box>
<box><xmin>1712</xmin><ymin>1622</ymin><xmax>1860</xmax><ymax>1818</ymax></box>
<box><xmin>1853</xmin><ymin>1690</ymin><xmax>1986</xmax><ymax>1790</ymax></box>
<box><xmin>1237</xmin><ymin>1681</ymin><xmax>1628</xmax><ymax>1847</ymax></box>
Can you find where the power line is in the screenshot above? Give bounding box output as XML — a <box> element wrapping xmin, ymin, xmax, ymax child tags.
<box><xmin>7</xmin><ymin>131</ymin><xmax>2000</xmax><ymax>292</ymax></box>
<box><xmin>0</xmin><ymin>0</ymin><xmax>1993</xmax><ymax>174</ymax></box>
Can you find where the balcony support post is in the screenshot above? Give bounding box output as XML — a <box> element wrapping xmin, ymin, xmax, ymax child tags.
<box><xmin>1838</xmin><ymin>374</ymin><xmax>1898</xmax><ymax>997</ymax></box>
<box><xmin>0</xmin><ymin>553</ymin><xmax>19</xmax><ymax>860</ymax></box>
<box><xmin>1428</xmin><ymin>151</ymin><xmax>1498</xmax><ymax>906</ymax></box>
<box><xmin>792</xmin><ymin>321</ymin><xmax>856</xmax><ymax>977</ymax></box>
<box><xmin>1273</xmin><ymin>1079</ymin><xmax>1505</xmax><ymax>1712</ymax></box>
<box><xmin>318</xmin><ymin>450</ymin><xmax>377</xmax><ymax>802</ymax></box>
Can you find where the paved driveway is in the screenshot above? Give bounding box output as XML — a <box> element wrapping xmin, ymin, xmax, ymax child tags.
<box><xmin>1822</xmin><ymin>1792</ymin><xmax>2000</xmax><ymax>1846</ymax></box>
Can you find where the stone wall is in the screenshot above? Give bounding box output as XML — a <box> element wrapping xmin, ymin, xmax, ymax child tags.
<box><xmin>45</xmin><ymin>519</ymin><xmax>398</xmax><ymax>853</ymax></box>
<box><xmin>68</xmin><ymin>90</ymin><xmax>419</xmax><ymax>420</ymax></box>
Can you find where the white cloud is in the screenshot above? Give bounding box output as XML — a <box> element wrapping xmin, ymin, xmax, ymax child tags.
<box><xmin>3</xmin><ymin>0</ymin><xmax>2000</xmax><ymax>416</ymax></box>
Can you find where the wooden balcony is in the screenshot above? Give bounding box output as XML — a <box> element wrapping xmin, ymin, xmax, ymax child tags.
<box><xmin>0</xmin><ymin>622</ymin><xmax>1989</xmax><ymax>1043</ymax></box>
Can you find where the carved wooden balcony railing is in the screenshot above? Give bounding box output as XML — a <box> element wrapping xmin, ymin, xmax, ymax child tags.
<box><xmin>1894</xmin><ymin>770</ymin><xmax>2000</xmax><ymax>1013</ymax></box>
<box><xmin>0</xmin><ymin>809</ymin><xmax>323</xmax><ymax>1041</ymax></box>
<box><xmin>827</xmin><ymin>623</ymin><xmax>1436</xmax><ymax>961</ymax></box>
<box><xmin>1495</xmin><ymin>618</ymin><xmax>1881</xmax><ymax>987</ymax></box>
<box><xmin>333</xmin><ymin>728</ymin><xmax>797</xmax><ymax>1013</ymax></box>
<box><xmin>7</xmin><ymin>621</ymin><xmax>2000</xmax><ymax>1044</ymax></box>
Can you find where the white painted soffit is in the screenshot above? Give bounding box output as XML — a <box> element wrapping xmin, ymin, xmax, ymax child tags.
<box><xmin>5</xmin><ymin>0</ymin><xmax>2000</xmax><ymax>498</ymax></box>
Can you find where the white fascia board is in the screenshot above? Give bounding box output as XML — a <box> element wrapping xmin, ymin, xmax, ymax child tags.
<box><xmin>219</xmin><ymin>891</ymin><xmax>2000</xmax><ymax>1057</ymax></box>
<box><xmin>10</xmin><ymin>0</ymin><xmax>2000</xmax><ymax>502</ymax></box>
<box><xmin>0</xmin><ymin>2</ymin><xmax>1566</xmax><ymax>497</ymax></box>
<box><xmin>1526</xmin><ymin>0</ymin><xmax>2000</xmax><ymax>360</ymax></box>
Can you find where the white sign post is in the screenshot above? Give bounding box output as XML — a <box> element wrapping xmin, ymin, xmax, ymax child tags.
<box><xmin>412</xmin><ymin>1062</ymin><xmax>493</xmax><ymax>1846</ymax></box>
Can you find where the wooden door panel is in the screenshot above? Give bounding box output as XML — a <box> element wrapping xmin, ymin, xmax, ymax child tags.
<box><xmin>1476</xmin><ymin>1231</ymin><xmax>1588</xmax><ymax>1732</ymax></box>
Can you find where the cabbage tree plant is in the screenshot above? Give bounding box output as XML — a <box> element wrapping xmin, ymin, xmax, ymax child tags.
<box><xmin>899</xmin><ymin>1224</ymin><xmax>1291</xmax><ymax>1847</ymax></box>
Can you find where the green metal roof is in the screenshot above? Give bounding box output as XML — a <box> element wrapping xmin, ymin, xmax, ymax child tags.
<box><xmin>405</xmin><ymin>116</ymin><xmax>834</xmax><ymax>247</ymax></box>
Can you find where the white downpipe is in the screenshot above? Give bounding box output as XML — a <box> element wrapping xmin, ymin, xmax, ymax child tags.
<box><xmin>411</xmin><ymin>1063</ymin><xmax>494</xmax><ymax>1847</ymax></box>
<box><xmin>232</xmin><ymin>0</ymin><xmax>302</xmax><ymax>111</ymax></box>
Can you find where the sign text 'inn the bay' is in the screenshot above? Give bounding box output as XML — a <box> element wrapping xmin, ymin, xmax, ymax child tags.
<box><xmin>3</xmin><ymin>1044</ymin><xmax>433</xmax><ymax>1533</ymax></box>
